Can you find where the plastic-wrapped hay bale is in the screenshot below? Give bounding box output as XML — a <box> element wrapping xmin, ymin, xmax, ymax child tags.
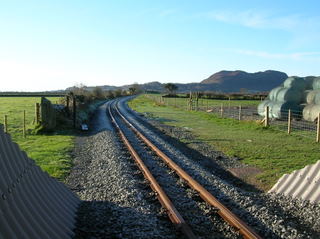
<box><xmin>314</xmin><ymin>93</ymin><xmax>320</xmax><ymax>105</ymax></box>
<box><xmin>270</xmin><ymin>101</ymin><xmax>301</xmax><ymax>119</ymax></box>
<box><xmin>305</xmin><ymin>90</ymin><xmax>320</xmax><ymax>104</ymax></box>
<box><xmin>312</xmin><ymin>77</ymin><xmax>320</xmax><ymax>90</ymax></box>
<box><xmin>268</xmin><ymin>86</ymin><xmax>283</xmax><ymax>101</ymax></box>
<box><xmin>257</xmin><ymin>100</ymin><xmax>273</xmax><ymax>117</ymax></box>
<box><xmin>283</xmin><ymin>77</ymin><xmax>306</xmax><ymax>90</ymax></box>
<box><xmin>305</xmin><ymin>76</ymin><xmax>316</xmax><ymax>90</ymax></box>
<box><xmin>302</xmin><ymin>90</ymin><xmax>311</xmax><ymax>104</ymax></box>
<box><xmin>303</xmin><ymin>104</ymin><xmax>320</xmax><ymax>121</ymax></box>
<box><xmin>306</xmin><ymin>90</ymin><xmax>319</xmax><ymax>104</ymax></box>
<box><xmin>303</xmin><ymin>105</ymin><xmax>312</xmax><ymax>121</ymax></box>
<box><xmin>275</xmin><ymin>87</ymin><xmax>302</xmax><ymax>103</ymax></box>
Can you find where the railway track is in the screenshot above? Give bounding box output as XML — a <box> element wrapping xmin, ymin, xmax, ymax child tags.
<box><xmin>108</xmin><ymin>99</ymin><xmax>262</xmax><ymax>239</ymax></box>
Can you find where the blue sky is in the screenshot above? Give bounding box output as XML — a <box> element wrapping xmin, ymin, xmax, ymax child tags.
<box><xmin>1</xmin><ymin>0</ymin><xmax>320</xmax><ymax>91</ymax></box>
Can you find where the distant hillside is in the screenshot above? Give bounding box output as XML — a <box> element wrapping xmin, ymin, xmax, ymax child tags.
<box><xmin>138</xmin><ymin>70</ymin><xmax>288</xmax><ymax>93</ymax></box>
<box><xmin>67</xmin><ymin>70</ymin><xmax>289</xmax><ymax>93</ymax></box>
<box><xmin>200</xmin><ymin>70</ymin><xmax>288</xmax><ymax>92</ymax></box>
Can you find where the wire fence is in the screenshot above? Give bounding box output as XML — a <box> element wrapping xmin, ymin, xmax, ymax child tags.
<box><xmin>146</xmin><ymin>94</ymin><xmax>320</xmax><ymax>142</ymax></box>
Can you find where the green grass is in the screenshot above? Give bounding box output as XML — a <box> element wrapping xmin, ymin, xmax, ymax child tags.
<box><xmin>129</xmin><ymin>95</ymin><xmax>320</xmax><ymax>190</ymax></box>
<box><xmin>146</xmin><ymin>93</ymin><xmax>261</xmax><ymax>109</ymax></box>
<box><xmin>0</xmin><ymin>97</ymin><xmax>74</xmax><ymax>180</ymax></box>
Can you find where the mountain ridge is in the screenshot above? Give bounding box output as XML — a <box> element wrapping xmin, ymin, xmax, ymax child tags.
<box><xmin>72</xmin><ymin>70</ymin><xmax>289</xmax><ymax>93</ymax></box>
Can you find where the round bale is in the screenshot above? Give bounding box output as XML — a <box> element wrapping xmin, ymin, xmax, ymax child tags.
<box><xmin>283</xmin><ymin>77</ymin><xmax>306</xmax><ymax>90</ymax></box>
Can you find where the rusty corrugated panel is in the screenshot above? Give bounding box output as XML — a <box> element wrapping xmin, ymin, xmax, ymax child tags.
<box><xmin>269</xmin><ymin>160</ymin><xmax>320</xmax><ymax>203</ymax></box>
<box><xmin>0</xmin><ymin>126</ymin><xmax>80</xmax><ymax>238</ymax></box>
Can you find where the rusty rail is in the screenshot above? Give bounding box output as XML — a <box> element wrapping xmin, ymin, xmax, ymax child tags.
<box><xmin>114</xmin><ymin>102</ymin><xmax>262</xmax><ymax>239</ymax></box>
<box><xmin>108</xmin><ymin>104</ymin><xmax>196</xmax><ymax>239</ymax></box>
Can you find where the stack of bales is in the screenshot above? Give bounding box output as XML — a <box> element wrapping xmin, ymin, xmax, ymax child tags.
<box><xmin>258</xmin><ymin>77</ymin><xmax>305</xmax><ymax>119</ymax></box>
<box><xmin>303</xmin><ymin>77</ymin><xmax>320</xmax><ymax>121</ymax></box>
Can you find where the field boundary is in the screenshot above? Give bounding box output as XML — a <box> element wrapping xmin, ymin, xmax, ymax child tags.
<box><xmin>147</xmin><ymin>94</ymin><xmax>320</xmax><ymax>142</ymax></box>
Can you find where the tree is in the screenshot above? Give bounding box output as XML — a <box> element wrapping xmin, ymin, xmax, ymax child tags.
<box><xmin>164</xmin><ymin>83</ymin><xmax>178</xmax><ymax>95</ymax></box>
<box><xmin>92</xmin><ymin>87</ymin><xmax>104</xmax><ymax>99</ymax></box>
<box><xmin>129</xmin><ymin>87</ymin><xmax>136</xmax><ymax>95</ymax></box>
<box><xmin>129</xmin><ymin>83</ymin><xmax>141</xmax><ymax>95</ymax></box>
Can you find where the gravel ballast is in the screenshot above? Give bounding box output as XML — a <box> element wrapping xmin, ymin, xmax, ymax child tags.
<box><xmin>66</xmin><ymin>104</ymin><xmax>179</xmax><ymax>238</ymax></box>
<box><xmin>66</xmin><ymin>98</ymin><xmax>320</xmax><ymax>239</ymax></box>
<box><xmin>118</xmin><ymin>97</ymin><xmax>320</xmax><ymax>239</ymax></box>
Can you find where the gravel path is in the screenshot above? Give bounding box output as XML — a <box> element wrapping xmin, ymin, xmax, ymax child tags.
<box><xmin>117</xmin><ymin>97</ymin><xmax>320</xmax><ymax>239</ymax></box>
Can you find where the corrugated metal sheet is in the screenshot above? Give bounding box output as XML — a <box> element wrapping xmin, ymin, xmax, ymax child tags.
<box><xmin>0</xmin><ymin>126</ymin><xmax>80</xmax><ymax>238</ymax></box>
<box><xmin>269</xmin><ymin>160</ymin><xmax>320</xmax><ymax>204</ymax></box>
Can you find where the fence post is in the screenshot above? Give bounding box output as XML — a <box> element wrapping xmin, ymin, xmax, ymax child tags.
<box><xmin>196</xmin><ymin>92</ymin><xmax>199</xmax><ymax>111</ymax></box>
<box><xmin>186</xmin><ymin>98</ymin><xmax>189</xmax><ymax>110</ymax></box>
<box><xmin>66</xmin><ymin>96</ymin><xmax>70</xmax><ymax>116</ymax></box>
<box><xmin>317</xmin><ymin>112</ymin><xmax>320</xmax><ymax>142</ymax></box>
<box><xmin>23</xmin><ymin>110</ymin><xmax>26</xmax><ymax>138</ymax></box>
<box><xmin>206</xmin><ymin>99</ymin><xmax>208</xmax><ymax>111</ymax></box>
<box><xmin>287</xmin><ymin>109</ymin><xmax>292</xmax><ymax>134</ymax></box>
<box><xmin>220</xmin><ymin>103</ymin><xmax>224</xmax><ymax>117</ymax></box>
<box><xmin>73</xmin><ymin>95</ymin><xmax>76</xmax><ymax>129</ymax></box>
<box><xmin>264</xmin><ymin>106</ymin><xmax>269</xmax><ymax>127</ymax></box>
<box><xmin>238</xmin><ymin>105</ymin><xmax>242</xmax><ymax>121</ymax></box>
<box><xmin>189</xmin><ymin>91</ymin><xmax>192</xmax><ymax>111</ymax></box>
<box><xmin>35</xmin><ymin>103</ymin><xmax>40</xmax><ymax>124</ymax></box>
<box><xmin>4</xmin><ymin>115</ymin><xmax>8</xmax><ymax>133</ymax></box>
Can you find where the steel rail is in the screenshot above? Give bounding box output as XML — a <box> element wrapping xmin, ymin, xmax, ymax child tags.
<box><xmin>108</xmin><ymin>103</ymin><xmax>196</xmax><ymax>239</ymax></box>
<box><xmin>115</xmin><ymin>102</ymin><xmax>262</xmax><ymax>239</ymax></box>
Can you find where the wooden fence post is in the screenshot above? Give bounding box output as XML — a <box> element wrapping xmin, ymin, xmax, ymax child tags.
<box><xmin>73</xmin><ymin>96</ymin><xmax>76</xmax><ymax>129</ymax></box>
<box><xmin>186</xmin><ymin>98</ymin><xmax>189</xmax><ymax>110</ymax></box>
<box><xmin>189</xmin><ymin>91</ymin><xmax>192</xmax><ymax>111</ymax></box>
<box><xmin>4</xmin><ymin>115</ymin><xmax>8</xmax><ymax>133</ymax></box>
<box><xmin>196</xmin><ymin>92</ymin><xmax>199</xmax><ymax>111</ymax></box>
<box><xmin>220</xmin><ymin>103</ymin><xmax>224</xmax><ymax>117</ymax></box>
<box><xmin>66</xmin><ymin>96</ymin><xmax>70</xmax><ymax>116</ymax></box>
<box><xmin>317</xmin><ymin>112</ymin><xmax>320</xmax><ymax>142</ymax></box>
<box><xmin>287</xmin><ymin>109</ymin><xmax>292</xmax><ymax>134</ymax></box>
<box><xmin>35</xmin><ymin>103</ymin><xmax>40</xmax><ymax>124</ymax></box>
<box><xmin>206</xmin><ymin>99</ymin><xmax>208</xmax><ymax>111</ymax></box>
<box><xmin>264</xmin><ymin>106</ymin><xmax>269</xmax><ymax>127</ymax></box>
<box><xmin>23</xmin><ymin>110</ymin><xmax>26</xmax><ymax>138</ymax></box>
<box><xmin>238</xmin><ymin>105</ymin><xmax>242</xmax><ymax>121</ymax></box>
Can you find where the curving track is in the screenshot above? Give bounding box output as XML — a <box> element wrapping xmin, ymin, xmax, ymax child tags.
<box><xmin>108</xmin><ymin>98</ymin><xmax>262</xmax><ymax>239</ymax></box>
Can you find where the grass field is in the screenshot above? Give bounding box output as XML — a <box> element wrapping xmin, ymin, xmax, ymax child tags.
<box><xmin>129</xmin><ymin>95</ymin><xmax>320</xmax><ymax>191</ymax></box>
<box><xmin>0</xmin><ymin>97</ymin><xmax>74</xmax><ymax>180</ymax></box>
<box><xmin>147</xmin><ymin>94</ymin><xmax>262</xmax><ymax>109</ymax></box>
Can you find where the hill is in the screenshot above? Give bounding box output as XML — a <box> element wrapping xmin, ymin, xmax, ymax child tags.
<box><xmin>66</xmin><ymin>70</ymin><xmax>289</xmax><ymax>93</ymax></box>
<box><xmin>200</xmin><ymin>70</ymin><xmax>288</xmax><ymax>92</ymax></box>
<box><xmin>138</xmin><ymin>70</ymin><xmax>288</xmax><ymax>93</ymax></box>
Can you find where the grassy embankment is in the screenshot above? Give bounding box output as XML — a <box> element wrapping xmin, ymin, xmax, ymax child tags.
<box><xmin>0</xmin><ymin>97</ymin><xmax>73</xmax><ymax>180</ymax></box>
<box><xmin>129</xmin><ymin>94</ymin><xmax>320</xmax><ymax>191</ymax></box>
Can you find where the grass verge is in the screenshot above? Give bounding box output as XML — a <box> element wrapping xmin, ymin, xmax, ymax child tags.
<box><xmin>0</xmin><ymin>97</ymin><xmax>73</xmax><ymax>180</ymax></box>
<box><xmin>129</xmin><ymin>94</ymin><xmax>320</xmax><ymax>191</ymax></box>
